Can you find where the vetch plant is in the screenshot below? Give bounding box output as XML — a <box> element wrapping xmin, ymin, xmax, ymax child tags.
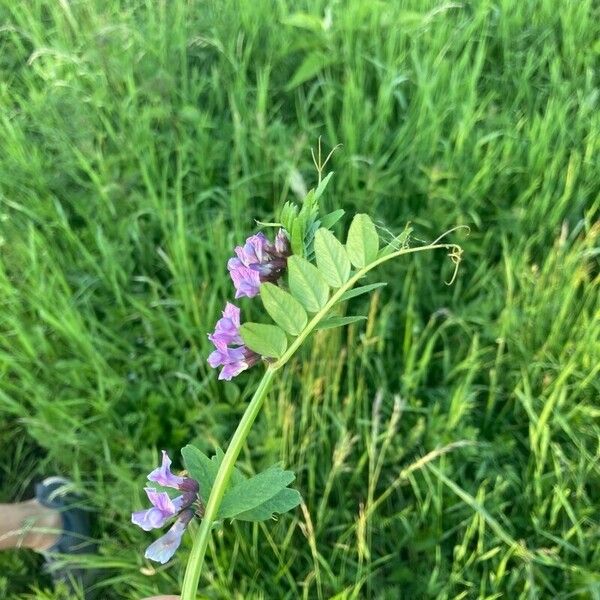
<box><xmin>132</xmin><ymin>170</ymin><xmax>463</xmax><ymax>599</ymax></box>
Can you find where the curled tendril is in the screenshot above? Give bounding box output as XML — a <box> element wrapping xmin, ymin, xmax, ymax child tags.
<box><xmin>446</xmin><ymin>244</ymin><xmax>463</xmax><ymax>285</ymax></box>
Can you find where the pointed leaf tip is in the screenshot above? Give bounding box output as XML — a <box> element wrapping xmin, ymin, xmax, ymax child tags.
<box><xmin>316</xmin><ymin>315</ymin><xmax>367</xmax><ymax>330</ymax></box>
<box><xmin>339</xmin><ymin>282</ymin><xmax>387</xmax><ymax>302</ymax></box>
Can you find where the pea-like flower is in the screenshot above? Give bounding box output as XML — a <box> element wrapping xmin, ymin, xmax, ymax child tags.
<box><xmin>208</xmin><ymin>302</ymin><xmax>243</xmax><ymax>347</ymax></box>
<box><xmin>132</xmin><ymin>451</ymin><xmax>201</xmax><ymax>564</ymax></box>
<box><xmin>227</xmin><ymin>229</ymin><xmax>291</xmax><ymax>298</ymax></box>
<box><xmin>208</xmin><ymin>230</ymin><xmax>290</xmax><ymax>380</ymax></box>
<box><xmin>208</xmin><ymin>303</ymin><xmax>259</xmax><ymax>380</ymax></box>
<box><xmin>143</xmin><ymin>509</ymin><xmax>195</xmax><ymax>564</ymax></box>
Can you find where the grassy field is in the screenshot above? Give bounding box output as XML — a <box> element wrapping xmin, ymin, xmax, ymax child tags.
<box><xmin>0</xmin><ymin>0</ymin><xmax>599</xmax><ymax>598</ymax></box>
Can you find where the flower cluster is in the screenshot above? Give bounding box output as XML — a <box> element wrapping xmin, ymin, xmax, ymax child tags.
<box><xmin>208</xmin><ymin>229</ymin><xmax>290</xmax><ymax>380</ymax></box>
<box><xmin>227</xmin><ymin>230</ymin><xmax>290</xmax><ymax>299</ymax></box>
<box><xmin>132</xmin><ymin>451</ymin><xmax>201</xmax><ymax>564</ymax></box>
<box><xmin>207</xmin><ymin>303</ymin><xmax>259</xmax><ymax>380</ymax></box>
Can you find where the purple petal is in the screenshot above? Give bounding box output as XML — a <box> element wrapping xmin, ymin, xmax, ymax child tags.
<box><xmin>228</xmin><ymin>261</ymin><xmax>261</xmax><ymax>298</ymax></box>
<box><xmin>145</xmin><ymin>488</ymin><xmax>178</xmax><ymax>512</ymax></box>
<box><xmin>219</xmin><ymin>361</ymin><xmax>249</xmax><ymax>381</ymax></box>
<box><xmin>208</xmin><ymin>345</ymin><xmax>228</xmax><ymax>368</ymax></box>
<box><xmin>218</xmin><ymin>347</ymin><xmax>259</xmax><ymax>381</ymax></box>
<box><xmin>144</xmin><ymin>510</ymin><xmax>194</xmax><ymax>564</ymax></box>
<box><xmin>131</xmin><ymin>487</ymin><xmax>183</xmax><ymax>531</ymax></box>
<box><xmin>227</xmin><ymin>256</ymin><xmax>242</xmax><ymax>271</ymax></box>
<box><xmin>132</xmin><ymin>508</ymin><xmax>156</xmax><ymax>531</ymax></box>
<box><xmin>234</xmin><ymin>279</ymin><xmax>261</xmax><ymax>299</ymax></box>
<box><xmin>212</xmin><ymin>345</ymin><xmax>244</xmax><ymax>370</ymax></box>
<box><xmin>147</xmin><ymin>451</ymin><xmax>186</xmax><ymax>489</ymax></box>
<box><xmin>208</xmin><ymin>302</ymin><xmax>243</xmax><ymax>345</ymax></box>
<box><xmin>235</xmin><ymin>233</ymin><xmax>270</xmax><ymax>266</ymax></box>
<box><xmin>222</xmin><ymin>302</ymin><xmax>240</xmax><ymax>325</ymax></box>
<box><xmin>132</xmin><ymin>505</ymin><xmax>172</xmax><ymax>531</ymax></box>
<box><xmin>208</xmin><ymin>343</ymin><xmax>254</xmax><ymax>380</ymax></box>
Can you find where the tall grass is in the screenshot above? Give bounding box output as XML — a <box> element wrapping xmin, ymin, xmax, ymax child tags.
<box><xmin>0</xmin><ymin>0</ymin><xmax>598</xmax><ymax>598</ymax></box>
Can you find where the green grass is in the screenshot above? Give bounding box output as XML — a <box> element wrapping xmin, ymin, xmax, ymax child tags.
<box><xmin>0</xmin><ymin>0</ymin><xmax>599</xmax><ymax>598</ymax></box>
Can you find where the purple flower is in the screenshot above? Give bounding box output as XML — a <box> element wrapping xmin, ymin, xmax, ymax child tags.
<box><xmin>227</xmin><ymin>261</ymin><xmax>261</xmax><ymax>298</ymax></box>
<box><xmin>132</xmin><ymin>452</ymin><xmax>201</xmax><ymax>563</ymax></box>
<box><xmin>238</xmin><ymin>233</ymin><xmax>269</xmax><ymax>264</ymax></box>
<box><xmin>148</xmin><ymin>451</ymin><xmax>187</xmax><ymax>489</ymax></box>
<box><xmin>144</xmin><ymin>509</ymin><xmax>195</xmax><ymax>564</ymax></box>
<box><xmin>227</xmin><ymin>229</ymin><xmax>291</xmax><ymax>298</ymax></box>
<box><xmin>207</xmin><ymin>304</ymin><xmax>259</xmax><ymax>380</ymax></box>
<box><xmin>208</xmin><ymin>302</ymin><xmax>243</xmax><ymax>346</ymax></box>
<box><xmin>208</xmin><ymin>342</ymin><xmax>259</xmax><ymax>380</ymax></box>
<box><xmin>131</xmin><ymin>488</ymin><xmax>183</xmax><ymax>531</ymax></box>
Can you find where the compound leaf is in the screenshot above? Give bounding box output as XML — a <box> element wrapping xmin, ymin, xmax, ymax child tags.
<box><xmin>218</xmin><ymin>466</ymin><xmax>296</xmax><ymax>520</ymax></box>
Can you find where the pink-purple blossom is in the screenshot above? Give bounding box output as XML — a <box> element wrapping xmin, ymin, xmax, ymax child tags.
<box><xmin>208</xmin><ymin>230</ymin><xmax>291</xmax><ymax>380</ymax></box>
<box><xmin>147</xmin><ymin>451</ymin><xmax>187</xmax><ymax>489</ymax></box>
<box><xmin>207</xmin><ymin>303</ymin><xmax>259</xmax><ymax>380</ymax></box>
<box><xmin>131</xmin><ymin>488</ymin><xmax>184</xmax><ymax>531</ymax></box>
<box><xmin>132</xmin><ymin>451</ymin><xmax>201</xmax><ymax>564</ymax></box>
<box><xmin>227</xmin><ymin>229</ymin><xmax>290</xmax><ymax>298</ymax></box>
<box><xmin>208</xmin><ymin>302</ymin><xmax>243</xmax><ymax>347</ymax></box>
<box><xmin>143</xmin><ymin>509</ymin><xmax>195</xmax><ymax>564</ymax></box>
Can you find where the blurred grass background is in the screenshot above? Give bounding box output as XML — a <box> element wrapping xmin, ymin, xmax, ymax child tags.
<box><xmin>0</xmin><ymin>0</ymin><xmax>599</xmax><ymax>598</ymax></box>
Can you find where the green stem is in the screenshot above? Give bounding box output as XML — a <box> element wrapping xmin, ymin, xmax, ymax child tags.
<box><xmin>273</xmin><ymin>242</ymin><xmax>457</xmax><ymax>368</ymax></box>
<box><xmin>180</xmin><ymin>367</ymin><xmax>277</xmax><ymax>600</ymax></box>
<box><xmin>180</xmin><ymin>241</ymin><xmax>458</xmax><ymax>598</ymax></box>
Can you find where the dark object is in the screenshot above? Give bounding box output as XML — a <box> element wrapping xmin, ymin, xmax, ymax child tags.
<box><xmin>35</xmin><ymin>477</ymin><xmax>96</xmax><ymax>598</ymax></box>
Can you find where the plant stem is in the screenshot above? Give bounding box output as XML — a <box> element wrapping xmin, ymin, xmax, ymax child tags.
<box><xmin>273</xmin><ymin>242</ymin><xmax>458</xmax><ymax>368</ymax></box>
<box><xmin>180</xmin><ymin>241</ymin><xmax>459</xmax><ymax>598</ymax></box>
<box><xmin>180</xmin><ymin>367</ymin><xmax>277</xmax><ymax>600</ymax></box>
